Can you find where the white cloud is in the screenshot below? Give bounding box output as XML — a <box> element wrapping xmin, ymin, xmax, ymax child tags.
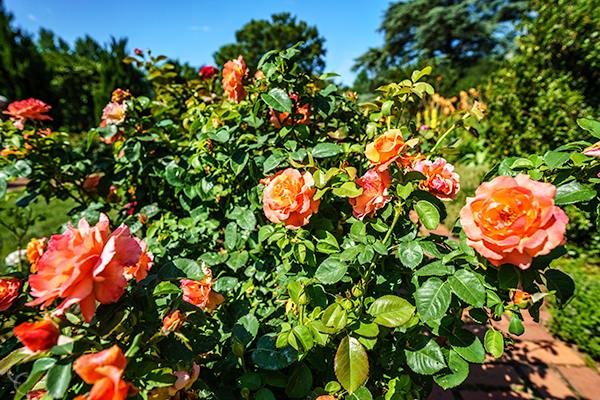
<box><xmin>202</xmin><ymin>26</ymin><xmax>211</xmax><ymax>32</ymax></box>
<box><xmin>27</xmin><ymin>14</ymin><xmax>36</xmax><ymax>21</ymax></box>
<box><xmin>189</xmin><ymin>26</ymin><xmax>200</xmax><ymax>31</ymax></box>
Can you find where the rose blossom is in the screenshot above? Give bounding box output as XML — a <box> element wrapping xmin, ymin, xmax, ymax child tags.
<box><xmin>460</xmin><ymin>174</ymin><xmax>569</xmax><ymax>270</ymax></box>
<box><xmin>583</xmin><ymin>141</ymin><xmax>600</xmax><ymax>157</ymax></box>
<box><xmin>181</xmin><ymin>264</ymin><xmax>225</xmax><ymax>312</ymax></box>
<box><xmin>222</xmin><ymin>55</ymin><xmax>248</xmax><ymax>103</ymax></box>
<box><xmin>73</xmin><ymin>345</ymin><xmax>130</xmax><ymax>400</ymax></box>
<box><xmin>101</xmin><ymin>102</ymin><xmax>127</xmax><ymax>125</ymax></box>
<box><xmin>512</xmin><ymin>290</ymin><xmax>533</xmax><ymax>308</ymax></box>
<box><xmin>26</xmin><ymin>237</ymin><xmax>47</xmax><ymax>273</ymax></box>
<box><xmin>134</xmin><ymin>48</ymin><xmax>143</xmax><ymax>56</ymax></box>
<box><xmin>26</xmin><ymin>213</ymin><xmax>142</xmax><ymax>323</ymax></box>
<box><xmin>261</xmin><ymin>168</ymin><xmax>320</xmax><ymax>229</ymax></box>
<box><xmin>364</xmin><ymin>129</ymin><xmax>418</xmax><ymax>171</ymax></box>
<box><xmin>270</xmin><ymin>93</ymin><xmax>310</xmax><ymax>128</ymax></box>
<box><xmin>413</xmin><ymin>157</ymin><xmax>460</xmax><ymax>201</ymax></box>
<box><xmin>149</xmin><ymin>363</ymin><xmax>200</xmax><ymax>399</ymax></box>
<box><xmin>349</xmin><ymin>169</ymin><xmax>392</xmax><ymax>220</ymax></box>
<box><xmin>2</xmin><ymin>98</ymin><xmax>53</xmax><ymax>130</ymax></box>
<box><xmin>123</xmin><ymin>238</ymin><xmax>153</xmax><ymax>283</ymax></box>
<box><xmin>14</xmin><ymin>319</ymin><xmax>59</xmax><ymax>352</ymax></box>
<box><xmin>199</xmin><ymin>66</ymin><xmax>219</xmax><ymax>80</ymax></box>
<box><xmin>0</xmin><ymin>277</ymin><xmax>22</xmax><ymax>311</ymax></box>
<box><xmin>162</xmin><ymin>310</ymin><xmax>185</xmax><ymax>334</ymax></box>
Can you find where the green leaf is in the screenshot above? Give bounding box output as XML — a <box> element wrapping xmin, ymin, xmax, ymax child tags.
<box><xmin>258</xmin><ymin>225</ymin><xmax>275</xmax><ymax>243</ymax></box>
<box><xmin>544</xmin><ymin>269</ymin><xmax>575</xmax><ymax>305</ymax></box>
<box><xmin>315</xmin><ymin>230</ymin><xmax>340</xmax><ymax>254</ymax></box>
<box><xmin>334</xmin><ymin>336</ymin><xmax>370</xmax><ymax>395</ymax></box>
<box><xmin>577</xmin><ymin>118</ymin><xmax>600</xmax><ymax>138</ymax></box>
<box><xmin>367</xmin><ymin>295</ymin><xmax>415</xmax><ymax>328</ymax></box>
<box><xmin>256</xmin><ymin>388</ymin><xmax>276</xmax><ymax>400</ymax></box>
<box><xmin>165</xmin><ymin>163</ymin><xmax>185</xmax><ymax>187</ymax></box>
<box><xmin>0</xmin><ymin>347</ymin><xmax>37</xmax><ymax>375</ymax></box>
<box><xmin>315</xmin><ymin>257</ymin><xmax>347</xmax><ymax>285</ymax></box>
<box><xmin>46</xmin><ymin>360</ymin><xmax>72</xmax><ymax>398</ymax></box>
<box><xmin>263</xmin><ymin>151</ymin><xmax>287</xmax><ymax>174</ymax></box>
<box><xmin>398</xmin><ymin>241</ymin><xmax>423</xmax><ymax>269</ymax></box>
<box><xmin>15</xmin><ymin>358</ymin><xmax>56</xmax><ymax>400</ymax></box>
<box><xmin>322</xmin><ymin>303</ymin><xmax>347</xmax><ymax>329</ymax></box>
<box><xmin>484</xmin><ymin>329</ymin><xmax>504</xmax><ymax>358</ymax></box>
<box><xmin>415</xmin><ymin>277</ymin><xmax>451</xmax><ymax>322</ymax></box>
<box><xmin>290</xmin><ymin>325</ymin><xmax>314</xmax><ymax>352</ymax></box>
<box><xmin>312</xmin><ymin>143</ymin><xmax>342</xmax><ymax>158</ymax></box>
<box><xmin>159</xmin><ymin>258</ymin><xmax>205</xmax><ymax>280</ymax></box>
<box><xmin>0</xmin><ymin>176</ymin><xmax>5</xmax><ymax>199</ymax></box>
<box><xmin>509</xmin><ymin>315</ymin><xmax>525</xmax><ymax>335</ymax></box>
<box><xmin>412</xmin><ymin>66</ymin><xmax>432</xmax><ymax>83</ymax></box>
<box><xmin>332</xmin><ymin>181</ymin><xmax>363</xmax><ymax>198</ymax></box>
<box><xmin>449</xmin><ymin>329</ymin><xmax>485</xmax><ymax>363</ymax></box>
<box><xmin>405</xmin><ymin>336</ymin><xmax>446</xmax><ymax>375</ymax></box>
<box><xmin>348</xmin><ymin>385</ymin><xmax>373</xmax><ymax>400</ymax></box>
<box><xmin>415</xmin><ymin>200</ymin><xmax>440</xmax><ymax>230</ymax></box>
<box><xmin>224</xmin><ymin>222</ymin><xmax>238</xmax><ymax>252</ymax></box>
<box><xmin>226</xmin><ymin>251</ymin><xmax>248</xmax><ymax>272</ymax></box>
<box><xmin>415</xmin><ymin>261</ymin><xmax>455</xmax><ymax>277</ymax></box>
<box><xmin>237</xmin><ymin>373</ymin><xmax>262</xmax><ymax>390</ymax></box>
<box><xmin>237</xmin><ymin>208</ymin><xmax>257</xmax><ymax>231</ymax></box>
<box><xmin>434</xmin><ymin>349</ymin><xmax>469</xmax><ymax>389</ymax></box>
<box><xmin>448</xmin><ymin>269</ymin><xmax>486</xmax><ymax>307</ymax></box>
<box><xmin>262</xmin><ymin>88</ymin><xmax>292</xmax><ymax>113</ymax></box>
<box><xmin>285</xmin><ymin>363</ymin><xmax>312</xmax><ymax>398</ymax></box>
<box><xmin>232</xmin><ymin>314</ymin><xmax>259</xmax><ymax>347</ymax></box>
<box><xmin>231</xmin><ymin>151</ymin><xmax>250</xmax><ymax>175</ymax></box>
<box><xmin>498</xmin><ymin>265</ymin><xmax>520</xmax><ymax>289</ymax></box>
<box><xmin>252</xmin><ymin>334</ymin><xmax>297</xmax><ymax>370</ymax></box>
<box><xmin>554</xmin><ymin>180</ymin><xmax>597</xmax><ymax>205</ymax></box>
<box><xmin>544</xmin><ymin>151</ymin><xmax>572</xmax><ymax>169</ymax></box>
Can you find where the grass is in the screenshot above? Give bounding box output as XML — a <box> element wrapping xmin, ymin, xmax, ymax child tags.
<box><xmin>0</xmin><ymin>191</ymin><xmax>77</xmax><ymax>272</ymax></box>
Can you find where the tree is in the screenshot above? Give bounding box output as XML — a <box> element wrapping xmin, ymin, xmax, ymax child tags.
<box><xmin>213</xmin><ymin>13</ymin><xmax>326</xmax><ymax>74</ymax></box>
<box><xmin>353</xmin><ymin>0</ymin><xmax>528</xmax><ymax>73</ymax></box>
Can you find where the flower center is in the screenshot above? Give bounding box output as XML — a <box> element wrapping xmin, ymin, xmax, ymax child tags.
<box><xmin>499</xmin><ymin>205</ymin><xmax>519</xmax><ymax>224</ymax></box>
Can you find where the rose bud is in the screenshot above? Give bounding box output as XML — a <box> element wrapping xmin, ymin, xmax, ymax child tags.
<box><xmin>512</xmin><ymin>290</ymin><xmax>533</xmax><ymax>309</ymax></box>
<box><xmin>14</xmin><ymin>319</ymin><xmax>59</xmax><ymax>352</ymax></box>
<box><xmin>162</xmin><ymin>310</ymin><xmax>185</xmax><ymax>334</ymax></box>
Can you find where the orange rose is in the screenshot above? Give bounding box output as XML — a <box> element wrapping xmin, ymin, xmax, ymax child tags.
<box><xmin>2</xmin><ymin>98</ymin><xmax>52</xmax><ymax>130</ymax></box>
<box><xmin>162</xmin><ymin>310</ymin><xmax>185</xmax><ymax>334</ymax></box>
<box><xmin>181</xmin><ymin>264</ymin><xmax>225</xmax><ymax>312</ymax></box>
<box><xmin>27</xmin><ymin>214</ymin><xmax>142</xmax><ymax>323</ymax></box>
<box><xmin>413</xmin><ymin>157</ymin><xmax>460</xmax><ymax>201</ymax></box>
<box><xmin>0</xmin><ymin>277</ymin><xmax>21</xmax><ymax>311</ymax></box>
<box><xmin>123</xmin><ymin>238</ymin><xmax>153</xmax><ymax>283</ymax></box>
<box><xmin>270</xmin><ymin>93</ymin><xmax>310</xmax><ymax>128</ymax></box>
<box><xmin>460</xmin><ymin>174</ymin><xmax>569</xmax><ymax>270</ymax></box>
<box><xmin>261</xmin><ymin>168</ymin><xmax>320</xmax><ymax>230</ymax></box>
<box><xmin>364</xmin><ymin>129</ymin><xmax>418</xmax><ymax>171</ymax></box>
<box><xmin>26</xmin><ymin>237</ymin><xmax>47</xmax><ymax>273</ymax></box>
<box><xmin>512</xmin><ymin>290</ymin><xmax>533</xmax><ymax>308</ymax></box>
<box><xmin>14</xmin><ymin>319</ymin><xmax>59</xmax><ymax>352</ymax></box>
<box><xmin>73</xmin><ymin>345</ymin><xmax>130</xmax><ymax>400</ymax></box>
<box><xmin>222</xmin><ymin>55</ymin><xmax>248</xmax><ymax>103</ymax></box>
<box><xmin>349</xmin><ymin>169</ymin><xmax>392</xmax><ymax>220</ymax></box>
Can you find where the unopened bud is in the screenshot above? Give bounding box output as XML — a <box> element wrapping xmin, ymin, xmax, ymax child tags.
<box><xmin>232</xmin><ymin>339</ymin><xmax>245</xmax><ymax>357</ymax></box>
<box><xmin>512</xmin><ymin>290</ymin><xmax>533</xmax><ymax>309</ymax></box>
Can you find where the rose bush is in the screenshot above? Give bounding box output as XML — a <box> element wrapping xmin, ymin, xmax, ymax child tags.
<box><xmin>0</xmin><ymin>45</ymin><xmax>590</xmax><ymax>399</ymax></box>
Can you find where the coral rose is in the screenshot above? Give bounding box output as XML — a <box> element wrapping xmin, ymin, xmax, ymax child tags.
<box><xmin>123</xmin><ymin>238</ymin><xmax>153</xmax><ymax>283</ymax></box>
<box><xmin>0</xmin><ymin>277</ymin><xmax>22</xmax><ymax>311</ymax></box>
<box><xmin>73</xmin><ymin>345</ymin><xmax>130</xmax><ymax>400</ymax></box>
<box><xmin>270</xmin><ymin>93</ymin><xmax>310</xmax><ymax>128</ymax></box>
<box><xmin>14</xmin><ymin>319</ymin><xmax>59</xmax><ymax>352</ymax></box>
<box><xmin>26</xmin><ymin>237</ymin><xmax>47</xmax><ymax>273</ymax></box>
<box><xmin>3</xmin><ymin>98</ymin><xmax>52</xmax><ymax>130</ymax></box>
<box><xmin>199</xmin><ymin>66</ymin><xmax>219</xmax><ymax>80</ymax></box>
<box><xmin>181</xmin><ymin>264</ymin><xmax>225</xmax><ymax>312</ymax></box>
<box><xmin>261</xmin><ymin>168</ymin><xmax>320</xmax><ymax>229</ymax></box>
<box><xmin>26</xmin><ymin>213</ymin><xmax>142</xmax><ymax>323</ymax></box>
<box><xmin>101</xmin><ymin>102</ymin><xmax>127</xmax><ymax>125</ymax></box>
<box><xmin>162</xmin><ymin>310</ymin><xmax>185</xmax><ymax>334</ymax></box>
<box><xmin>512</xmin><ymin>289</ymin><xmax>533</xmax><ymax>309</ymax></box>
<box><xmin>413</xmin><ymin>157</ymin><xmax>460</xmax><ymax>201</ymax></box>
<box><xmin>349</xmin><ymin>169</ymin><xmax>392</xmax><ymax>220</ymax></box>
<box><xmin>222</xmin><ymin>55</ymin><xmax>248</xmax><ymax>103</ymax></box>
<box><xmin>365</xmin><ymin>129</ymin><xmax>418</xmax><ymax>171</ymax></box>
<box><xmin>460</xmin><ymin>174</ymin><xmax>569</xmax><ymax>270</ymax></box>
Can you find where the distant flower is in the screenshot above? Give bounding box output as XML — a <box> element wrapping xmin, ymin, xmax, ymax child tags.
<box><xmin>413</xmin><ymin>158</ymin><xmax>460</xmax><ymax>201</ymax></box>
<box><xmin>420</xmin><ymin>125</ymin><xmax>428</xmax><ymax>130</ymax></box>
<box><xmin>83</xmin><ymin>175</ymin><xmax>101</xmax><ymax>195</ymax></box>
<box><xmin>26</xmin><ymin>237</ymin><xmax>47</xmax><ymax>273</ymax></box>
<box><xmin>3</xmin><ymin>98</ymin><xmax>53</xmax><ymax>130</ymax></box>
<box><xmin>254</xmin><ymin>70</ymin><xmax>266</xmax><ymax>80</ymax></box>
<box><xmin>199</xmin><ymin>66</ymin><xmax>219</xmax><ymax>80</ymax></box>
<box><xmin>270</xmin><ymin>93</ymin><xmax>310</xmax><ymax>128</ymax></box>
<box><xmin>0</xmin><ymin>277</ymin><xmax>21</xmax><ymax>311</ymax></box>
<box><xmin>181</xmin><ymin>264</ymin><xmax>225</xmax><ymax>312</ymax></box>
<box><xmin>111</xmin><ymin>88</ymin><xmax>132</xmax><ymax>103</ymax></box>
<box><xmin>349</xmin><ymin>169</ymin><xmax>392</xmax><ymax>220</ymax></box>
<box><xmin>134</xmin><ymin>48</ymin><xmax>143</xmax><ymax>56</ymax></box>
<box><xmin>101</xmin><ymin>102</ymin><xmax>127</xmax><ymax>126</ymax></box>
<box><xmin>27</xmin><ymin>214</ymin><xmax>142</xmax><ymax>323</ymax></box>
<box><xmin>14</xmin><ymin>319</ymin><xmax>59</xmax><ymax>352</ymax></box>
<box><xmin>222</xmin><ymin>55</ymin><xmax>248</xmax><ymax>103</ymax></box>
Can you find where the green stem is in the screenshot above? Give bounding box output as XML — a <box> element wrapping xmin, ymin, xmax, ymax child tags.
<box><xmin>430</xmin><ymin>123</ymin><xmax>457</xmax><ymax>154</ymax></box>
<box><xmin>364</xmin><ymin>203</ymin><xmax>402</xmax><ymax>284</ymax></box>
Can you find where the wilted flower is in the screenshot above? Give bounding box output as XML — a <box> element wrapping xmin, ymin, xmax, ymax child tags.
<box><xmin>460</xmin><ymin>174</ymin><xmax>569</xmax><ymax>270</ymax></box>
<box><xmin>110</xmin><ymin>88</ymin><xmax>133</xmax><ymax>103</ymax></box>
<box><xmin>261</xmin><ymin>168</ymin><xmax>320</xmax><ymax>230</ymax></box>
<box><xmin>14</xmin><ymin>319</ymin><xmax>59</xmax><ymax>352</ymax></box>
<box><xmin>27</xmin><ymin>213</ymin><xmax>142</xmax><ymax>323</ymax></box>
<box><xmin>2</xmin><ymin>98</ymin><xmax>53</xmax><ymax>130</ymax></box>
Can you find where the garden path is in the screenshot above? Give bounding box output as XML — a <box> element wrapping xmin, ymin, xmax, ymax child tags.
<box><xmin>429</xmin><ymin>308</ymin><xmax>600</xmax><ymax>400</ymax></box>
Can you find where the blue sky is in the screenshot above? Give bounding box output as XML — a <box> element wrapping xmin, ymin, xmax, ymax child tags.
<box><xmin>4</xmin><ymin>0</ymin><xmax>390</xmax><ymax>86</ymax></box>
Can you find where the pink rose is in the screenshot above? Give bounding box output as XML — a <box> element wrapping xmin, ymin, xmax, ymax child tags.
<box><xmin>460</xmin><ymin>174</ymin><xmax>569</xmax><ymax>270</ymax></box>
<box><xmin>261</xmin><ymin>168</ymin><xmax>320</xmax><ymax>229</ymax></box>
<box><xmin>199</xmin><ymin>66</ymin><xmax>219</xmax><ymax>81</ymax></box>
<box><xmin>349</xmin><ymin>169</ymin><xmax>392</xmax><ymax>220</ymax></box>
<box><xmin>101</xmin><ymin>102</ymin><xmax>127</xmax><ymax>125</ymax></box>
<box><xmin>413</xmin><ymin>157</ymin><xmax>460</xmax><ymax>201</ymax></box>
<box><xmin>2</xmin><ymin>98</ymin><xmax>52</xmax><ymax>130</ymax></box>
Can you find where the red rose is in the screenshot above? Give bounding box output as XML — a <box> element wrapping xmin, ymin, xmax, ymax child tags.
<box><xmin>0</xmin><ymin>277</ymin><xmax>22</xmax><ymax>311</ymax></box>
<box><xmin>14</xmin><ymin>319</ymin><xmax>59</xmax><ymax>352</ymax></box>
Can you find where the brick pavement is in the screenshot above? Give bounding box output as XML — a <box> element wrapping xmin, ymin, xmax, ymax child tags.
<box><xmin>428</xmin><ymin>309</ymin><xmax>600</xmax><ymax>399</ymax></box>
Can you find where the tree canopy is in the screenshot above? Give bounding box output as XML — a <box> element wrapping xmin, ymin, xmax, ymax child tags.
<box><xmin>213</xmin><ymin>13</ymin><xmax>326</xmax><ymax>74</ymax></box>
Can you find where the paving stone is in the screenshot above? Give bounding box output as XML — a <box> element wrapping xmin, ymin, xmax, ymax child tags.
<box><xmin>464</xmin><ymin>364</ymin><xmax>523</xmax><ymax>387</ymax></box>
<box><xmin>427</xmin><ymin>384</ymin><xmax>454</xmax><ymax>400</ymax></box>
<box><xmin>510</xmin><ymin>340</ymin><xmax>585</xmax><ymax>365</ymax></box>
<box><xmin>556</xmin><ymin>366</ymin><xmax>600</xmax><ymax>400</ymax></box>
<box><xmin>459</xmin><ymin>390</ymin><xmax>531</xmax><ymax>399</ymax></box>
<box><xmin>519</xmin><ymin>365</ymin><xmax>578</xmax><ymax>400</ymax></box>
